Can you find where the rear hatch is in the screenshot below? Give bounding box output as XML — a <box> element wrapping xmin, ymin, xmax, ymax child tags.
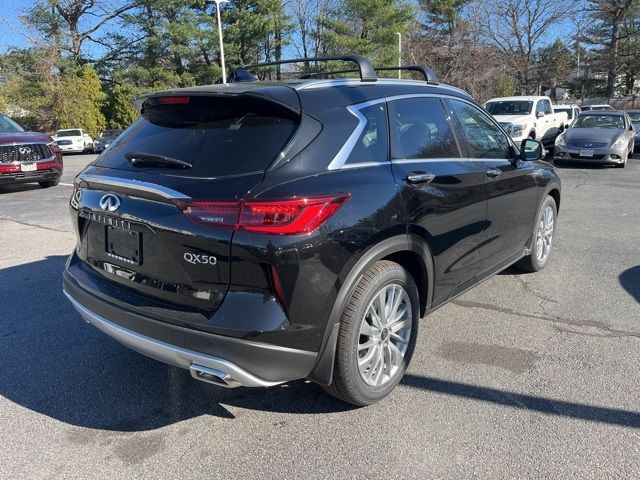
<box><xmin>71</xmin><ymin>93</ymin><xmax>300</xmax><ymax>312</ymax></box>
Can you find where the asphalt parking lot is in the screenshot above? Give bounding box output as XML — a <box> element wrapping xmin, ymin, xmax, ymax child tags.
<box><xmin>1</xmin><ymin>153</ymin><xmax>639</xmax><ymax>479</ymax></box>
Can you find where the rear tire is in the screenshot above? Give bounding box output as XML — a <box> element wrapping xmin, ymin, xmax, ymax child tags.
<box><xmin>323</xmin><ymin>260</ymin><xmax>419</xmax><ymax>406</ymax></box>
<box><xmin>38</xmin><ymin>179</ymin><xmax>60</xmax><ymax>188</ymax></box>
<box><xmin>516</xmin><ymin>195</ymin><xmax>557</xmax><ymax>273</ymax></box>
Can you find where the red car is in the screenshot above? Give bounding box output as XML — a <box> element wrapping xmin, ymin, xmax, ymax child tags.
<box><xmin>0</xmin><ymin>113</ymin><xmax>63</xmax><ymax>188</ymax></box>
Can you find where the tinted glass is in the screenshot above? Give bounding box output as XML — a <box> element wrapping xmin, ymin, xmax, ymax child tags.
<box><xmin>99</xmin><ymin>130</ymin><xmax>123</xmax><ymax>139</ymax></box>
<box><xmin>555</xmin><ymin>108</ymin><xmax>573</xmax><ymax>119</ymax></box>
<box><xmin>389</xmin><ymin>97</ymin><xmax>460</xmax><ymax>159</ymax></box>
<box><xmin>346</xmin><ymin>103</ymin><xmax>388</xmax><ymax>164</ymax></box>
<box><xmin>56</xmin><ymin>130</ymin><xmax>82</xmax><ymax>137</ymax></box>
<box><xmin>0</xmin><ymin>113</ymin><xmax>23</xmax><ymax>132</ymax></box>
<box><xmin>592</xmin><ymin>106</ymin><xmax>613</xmax><ymax>111</ymax></box>
<box><xmin>95</xmin><ymin>96</ymin><xmax>299</xmax><ymax>177</ymax></box>
<box><xmin>485</xmin><ymin>101</ymin><xmax>532</xmax><ymax>115</ymax></box>
<box><xmin>449</xmin><ymin>99</ymin><xmax>511</xmax><ymax>159</ymax></box>
<box><xmin>627</xmin><ymin>112</ymin><xmax>640</xmax><ymax>122</ymax></box>
<box><xmin>573</xmin><ymin>114</ymin><xmax>625</xmax><ymax>129</ymax></box>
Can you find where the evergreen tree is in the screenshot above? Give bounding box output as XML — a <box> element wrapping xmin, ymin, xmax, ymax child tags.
<box><xmin>319</xmin><ymin>0</ymin><xmax>414</xmax><ymax>67</ymax></box>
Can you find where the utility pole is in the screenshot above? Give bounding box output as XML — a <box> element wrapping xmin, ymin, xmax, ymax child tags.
<box><xmin>206</xmin><ymin>0</ymin><xmax>230</xmax><ymax>84</ymax></box>
<box><xmin>395</xmin><ymin>32</ymin><xmax>402</xmax><ymax>79</ymax></box>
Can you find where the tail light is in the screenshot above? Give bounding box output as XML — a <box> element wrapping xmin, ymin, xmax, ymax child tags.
<box><xmin>174</xmin><ymin>194</ymin><xmax>350</xmax><ymax>235</ymax></box>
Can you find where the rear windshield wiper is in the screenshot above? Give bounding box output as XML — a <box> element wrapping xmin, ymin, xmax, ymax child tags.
<box><xmin>125</xmin><ymin>152</ymin><xmax>192</xmax><ymax>169</ymax></box>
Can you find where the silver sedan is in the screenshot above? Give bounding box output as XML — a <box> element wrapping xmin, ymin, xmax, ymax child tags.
<box><xmin>554</xmin><ymin>111</ymin><xmax>635</xmax><ymax>168</ymax></box>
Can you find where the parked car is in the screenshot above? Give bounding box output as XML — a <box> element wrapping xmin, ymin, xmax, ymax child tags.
<box><xmin>484</xmin><ymin>96</ymin><xmax>568</xmax><ymax>146</ymax></box>
<box><xmin>555</xmin><ymin>111</ymin><xmax>635</xmax><ymax>167</ymax></box>
<box><xmin>554</xmin><ymin>105</ymin><xmax>582</xmax><ymax>127</ymax></box>
<box><xmin>94</xmin><ymin>129</ymin><xmax>123</xmax><ymax>153</ymax></box>
<box><xmin>581</xmin><ymin>104</ymin><xmax>615</xmax><ymax>111</ymax></box>
<box><xmin>0</xmin><ymin>112</ymin><xmax>63</xmax><ymax>188</ymax></box>
<box><xmin>626</xmin><ymin>110</ymin><xmax>640</xmax><ymax>152</ymax></box>
<box><xmin>63</xmin><ymin>55</ymin><xmax>561</xmax><ymax>406</ymax></box>
<box><xmin>52</xmin><ymin>128</ymin><xmax>93</xmax><ymax>154</ymax></box>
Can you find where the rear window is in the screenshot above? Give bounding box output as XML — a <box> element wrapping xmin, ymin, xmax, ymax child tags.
<box><xmin>95</xmin><ymin>95</ymin><xmax>300</xmax><ymax>177</ymax></box>
<box><xmin>57</xmin><ymin>130</ymin><xmax>81</xmax><ymax>136</ymax></box>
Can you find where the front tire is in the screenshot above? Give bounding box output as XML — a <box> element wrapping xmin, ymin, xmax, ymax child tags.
<box><xmin>323</xmin><ymin>260</ymin><xmax>419</xmax><ymax>406</ymax></box>
<box><xmin>516</xmin><ymin>195</ymin><xmax>557</xmax><ymax>272</ymax></box>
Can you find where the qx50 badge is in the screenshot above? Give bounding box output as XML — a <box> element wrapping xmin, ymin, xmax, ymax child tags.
<box><xmin>184</xmin><ymin>252</ymin><xmax>218</xmax><ymax>266</ymax></box>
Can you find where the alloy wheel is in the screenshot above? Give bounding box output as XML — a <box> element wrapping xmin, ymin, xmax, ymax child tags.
<box><xmin>357</xmin><ymin>284</ymin><xmax>412</xmax><ymax>387</ymax></box>
<box><xmin>535</xmin><ymin>205</ymin><xmax>554</xmax><ymax>263</ymax></box>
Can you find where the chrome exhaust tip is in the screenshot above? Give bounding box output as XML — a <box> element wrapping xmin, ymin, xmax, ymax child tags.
<box><xmin>190</xmin><ymin>363</ymin><xmax>241</xmax><ymax>388</ymax></box>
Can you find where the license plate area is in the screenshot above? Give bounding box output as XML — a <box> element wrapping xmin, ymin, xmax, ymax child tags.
<box><xmin>21</xmin><ymin>163</ymin><xmax>37</xmax><ymax>172</ymax></box>
<box><xmin>105</xmin><ymin>226</ymin><xmax>142</xmax><ymax>265</ymax></box>
<box><xmin>579</xmin><ymin>149</ymin><xmax>594</xmax><ymax>157</ymax></box>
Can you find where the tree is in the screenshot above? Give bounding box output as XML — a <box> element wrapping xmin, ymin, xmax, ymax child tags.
<box><xmin>0</xmin><ymin>88</ymin><xmax>7</xmax><ymax>113</ymax></box>
<box><xmin>537</xmin><ymin>39</ymin><xmax>574</xmax><ymax>96</ymax></box>
<box><xmin>318</xmin><ymin>0</ymin><xmax>415</xmax><ymax>67</ymax></box>
<box><xmin>103</xmin><ymin>83</ymin><xmax>140</xmax><ymax>129</ymax></box>
<box><xmin>24</xmin><ymin>0</ymin><xmax>139</xmax><ymax>65</ymax></box>
<box><xmin>54</xmin><ymin>66</ymin><xmax>106</xmax><ymax>136</ymax></box>
<box><xmin>495</xmin><ymin>72</ymin><xmax>515</xmax><ymax>96</ymax></box>
<box><xmin>483</xmin><ymin>0</ymin><xmax>572</xmax><ymax>94</ymax></box>
<box><xmin>583</xmin><ymin>0</ymin><xmax>639</xmax><ymax>97</ymax></box>
<box><xmin>420</xmin><ymin>0</ymin><xmax>474</xmax><ymax>38</ymax></box>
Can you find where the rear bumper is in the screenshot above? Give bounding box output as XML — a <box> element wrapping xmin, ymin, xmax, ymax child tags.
<box><xmin>62</xmin><ymin>268</ymin><xmax>318</xmax><ymax>386</ymax></box>
<box><xmin>58</xmin><ymin>145</ymin><xmax>86</xmax><ymax>153</ymax></box>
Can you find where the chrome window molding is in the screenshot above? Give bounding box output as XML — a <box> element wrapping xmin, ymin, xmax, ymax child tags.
<box><xmin>327</xmin><ymin>93</ymin><xmax>516</xmax><ymax>171</ymax></box>
<box><xmin>77</xmin><ymin>174</ymin><xmax>190</xmax><ymax>200</ymax></box>
<box><xmin>327</xmin><ymin>98</ymin><xmax>386</xmax><ymax>171</ymax></box>
<box><xmin>391</xmin><ymin>157</ymin><xmax>511</xmax><ymax>164</ymax></box>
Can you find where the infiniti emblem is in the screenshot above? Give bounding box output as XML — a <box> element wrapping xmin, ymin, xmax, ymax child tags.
<box><xmin>18</xmin><ymin>146</ymin><xmax>32</xmax><ymax>155</ymax></box>
<box><xmin>99</xmin><ymin>194</ymin><xmax>121</xmax><ymax>212</ymax></box>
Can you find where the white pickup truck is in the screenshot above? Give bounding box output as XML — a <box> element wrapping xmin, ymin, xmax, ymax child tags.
<box><xmin>484</xmin><ymin>96</ymin><xmax>568</xmax><ymax>146</ymax></box>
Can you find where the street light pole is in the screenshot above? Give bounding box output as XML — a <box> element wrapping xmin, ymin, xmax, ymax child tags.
<box><xmin>207</xmin><ymin>0</ymin><xmax>229</xmax><ymax>84</ymax></box>
<box><xmin>395</xmin><ymin>32</ymin><xmax>402</xmax><ymax>79</ymax></box>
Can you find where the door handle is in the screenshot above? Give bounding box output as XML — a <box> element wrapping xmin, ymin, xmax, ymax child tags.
<box><xmin>486</xmin><ymin>169</ymin><xmax>502</xmax><ymax>178</ymax></box>
<box><xmin>406</xmin><ymin>172</ymin><xmax>436</xmax><ymax>184</ymax></box>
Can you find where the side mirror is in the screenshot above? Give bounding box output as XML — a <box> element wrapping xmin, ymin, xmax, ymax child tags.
<box><xmin>536</xmin><ymin>111</ymin><xmax>546</xmax><ymax>118</ymax></box>
<box><xmin>21</xmin><ymin>125</ymin><xmax>32</xmax><ymax>131</ymax></box>
<box><xmin>519</xmin><ymin>138</ymin><xmax>543</xmax><ymax>161</ymax></box>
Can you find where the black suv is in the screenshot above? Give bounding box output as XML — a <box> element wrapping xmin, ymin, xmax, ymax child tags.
<box><xmin>63</xmin><ymin>56</ymin><xmax>561</xmax><ymax>406</ymax></box>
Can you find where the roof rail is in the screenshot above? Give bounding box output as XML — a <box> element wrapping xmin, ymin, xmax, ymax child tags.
<box><xmin>298</xmin><ymin>65</ymin><xmax>439</xmax><ymax>84</ymax></box>
<box><xmin>375</xmin><ymin>66</ymin><xmax>439</xmax><ymax>83</ymax></box>
<box><xmin>240</xmin><ymin>55</ymin><xmax>378</xmax><ymax>82</ymax></box>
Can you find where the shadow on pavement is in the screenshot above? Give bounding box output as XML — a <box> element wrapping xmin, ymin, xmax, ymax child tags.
<box><xmin>0</xmin><ymin>183</ymin><xmax>44</xmax><ymax>194</ymax></box>
<box><xmin>2</xmin><ymin>256</ymin><xmax>639</xmax><ymax>431</ymax></box>
<box><xmin>619</xmin><ymin>266</ymin><xmax>640</xmax><ymax>303</ymax></box>
<box><xmin>0</xmin><ymin>256</ymin><xmax>353</xmax><ymax>432</ymax></box>
<box><xmin>401</xmin><ymin>374</ymin><xmax>640</xmax><ymax>428</ymax></box>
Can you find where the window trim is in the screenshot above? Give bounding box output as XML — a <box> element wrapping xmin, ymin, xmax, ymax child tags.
<box><xmin>328</xmin><ymin>94</ymin><xmax>517</xmax><ymax>170</ymax></box>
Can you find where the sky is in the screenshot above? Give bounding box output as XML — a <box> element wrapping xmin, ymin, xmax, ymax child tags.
<box><xmin>0</xmin><ymin>0</ymin><xmax>577</xmax><ymax>56</ymax></box>
<box><xmin>0</xmin><ymin>0</ymin><xmax>31</xmax><ymax>51</ymax></box>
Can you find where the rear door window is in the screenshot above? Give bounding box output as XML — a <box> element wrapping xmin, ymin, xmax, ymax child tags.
<box><xmin>388</xmin><ymin>97</ymin><xmax>461</xmax><ymax>159</ymax></box>
<box><xmin>95</xmin><ymin>95</ymin><xmax>300</xmax><ymax>177</ymax></box>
